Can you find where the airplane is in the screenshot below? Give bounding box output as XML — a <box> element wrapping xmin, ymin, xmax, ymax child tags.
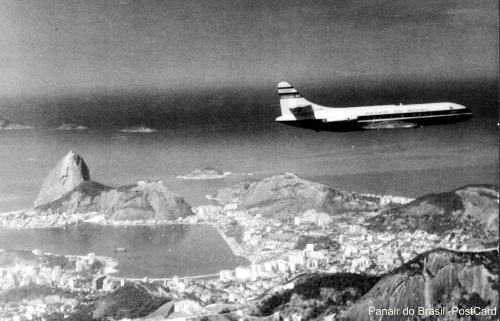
<box><xmin>276</xmin><ymin>81</ymin><xmax>473</xmax><ymax>131</ymax></box>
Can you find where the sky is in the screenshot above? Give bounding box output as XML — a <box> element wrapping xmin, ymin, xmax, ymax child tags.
<box><xmin>0</xmin><ymin>0</ymin><xmax>498</xmax><ymax>98</ymax></box>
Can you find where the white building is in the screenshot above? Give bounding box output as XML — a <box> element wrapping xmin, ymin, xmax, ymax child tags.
<box><xmin>296</xmin><ymin>209</ymin><xmax>332</xmax><ymax>227</ymax></box>
<box><xmin>288</xmin><ymin>251</ymin><xmax>305</xmax><ymax>266</ymax></box>
<box><xmin>351</xmin><ymin>257</ymin><xmax>371</xmax><ymax>271</ymax></box>
<box><xmin>307</xmin><ymin>250</ymin><xmax>326</xmax><ymax>260</ymax></box>
<box><xmin>87</xmin><ymin>253</ymin><xmax>97</xmax><ymax>265</ymax></box>
<box><xmin>220</xmin><ymin>270</ymin><xmax>235</xmax><ymax>282</ymax></box>
<box><xmin>250</xmin><ymin>264</ymin><xmax>266</xmax><ymax>278</ymax></box>
<box><xmin>263</xmin><ymin>261</ymin><xmax>277</xmax><ymax>272</ymax></box>
<box><xmin>51</xmin><ymin>266</ymin><xmax>62</xmax><ymax>285</ymax></box>
<box><xmin>306</xmin><ymin>259</ymin><xmax>318</xmax><ymax>270</ymax></box>
<box><xmin>224</xmin><ymin>203</ymin><xmax>238</xmax><ymax>211</ymax></box>
<box><xmin>102</xmin><ymin>277</ymin><xmax>115</xmax><ymax>292</ymax></box>
<box><xmin>344</xmin><ymin>245</ymin><xmax>358</xmax><ymax>257</ymax></box>
<box><xmin>198</xmin><ymin>205</ymin><xmax>222</xmax><ymax>217</ymax></box>
<box><xmin>276</xmin><ymin>260</ymin><xmax>290</xmax><ymax>273</ymax></box>
<box><xmin>235</xmin><ymin>266</ymin><xmax>252</xmax><ymax>281</ymax></box>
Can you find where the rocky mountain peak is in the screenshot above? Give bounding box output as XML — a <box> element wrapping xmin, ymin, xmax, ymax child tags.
<box><xmin>34</xmin><ymin>151</ymin><xmax>90</xmax><ymax>208</ymax></box>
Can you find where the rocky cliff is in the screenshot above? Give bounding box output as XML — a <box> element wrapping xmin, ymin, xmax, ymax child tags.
<box><xmin>368</xmin><ymin>185</ymin><xmax>499</xmax><ymax>239</ymax></box>
<box><xmin>34</xmin><ymin>151</ymin><xmax>90</xmax><ymax>208</ymax></box>
<box><xmin>35</xmin><ymin>152</ymin><xmax>193</xmax><ymax>221</ymax></box>
<box><xmin>342</xmin><ymin>248</ymin><xmax>499</xmax><ymax>321</ymax></box>
<box><xmin>209</xmin><ymin>173</ymin><xmax>379</xmax><ymax>219</ymax></box>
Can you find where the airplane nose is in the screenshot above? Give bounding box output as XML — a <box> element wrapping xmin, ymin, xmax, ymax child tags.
<box><xmin>456</xmin><ymin>103</ymin><xmax>469</xmax><ymax>111</ymax></box>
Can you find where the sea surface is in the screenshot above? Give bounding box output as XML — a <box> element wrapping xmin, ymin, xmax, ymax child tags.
<box><xmin>0</xmin><ymin>118</ymin><xmax>497</xmax><ymax>212</ymax></box>
<box><xmin>0</xmin><ymin>223</ymin><xmax>248</xmax><ymax>278</ymax></box>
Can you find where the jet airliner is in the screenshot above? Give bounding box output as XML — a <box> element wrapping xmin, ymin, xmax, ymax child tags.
<box><xmin>276</xmin><ymin>81</ymin><xmax>473</xmax><ymax>131</ymax></box>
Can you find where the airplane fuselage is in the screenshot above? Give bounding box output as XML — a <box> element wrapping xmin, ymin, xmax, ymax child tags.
<box><xmin>275</xmin><ymin>82</ymin><xmax>473</xmax><ymax>131</ymax></box>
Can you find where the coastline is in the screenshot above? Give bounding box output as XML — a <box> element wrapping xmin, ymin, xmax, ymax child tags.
<box><xmin>211</xmin><ymin>223</ymin><xmax>249</xmax><ymax>261</ymax></box>
<box><xmin>0</xmin><ymin>208</ymin><xmax>254</xmax><ymax>276</ymax></box>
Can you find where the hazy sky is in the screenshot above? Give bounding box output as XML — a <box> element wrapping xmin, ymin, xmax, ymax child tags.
<box><xmin>0</xmin><ymin>0</ymin><xmax>497</xmax><ymax>97</ymax></box>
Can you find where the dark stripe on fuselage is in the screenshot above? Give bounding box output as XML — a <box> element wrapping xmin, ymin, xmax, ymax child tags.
<box><xmin>279</xmin><ymin>93</ymin><xmax>302</xmax><ymax>99</ymax></box>
<box><xmin>278</xmin><ymin>119</ymin><xmax>359</xmax><ymax>132</ymax></box>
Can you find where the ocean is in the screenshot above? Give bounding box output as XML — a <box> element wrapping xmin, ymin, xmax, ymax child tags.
<box><xmin>0</xmin><ymin>223</ymin><xmax>248</xmax><ymax>278</ymax></box>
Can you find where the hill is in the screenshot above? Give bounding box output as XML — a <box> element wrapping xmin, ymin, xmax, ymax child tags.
<box><xmin>342</xmin><ymin>248</ymin><xmax>499</xmax><ymax>321</ymax></box>
<box><xmin>251</xmin><ymin>272</ymin><xmax>380</xmax><ymax>320</ymax></box>
<box><xmin>91</xmin><ymin>283</ymin><xmax>171</xmax><ymax>320</ymax></box>
<box><xmin>367</xmin><ymin>184</ymin><xmax>499</xmax><ymax>239</ymax></box>
<box><xmin>209</xmin><ymin>173</ymin><xmax>379</xmax><ymax>220</ymax></box>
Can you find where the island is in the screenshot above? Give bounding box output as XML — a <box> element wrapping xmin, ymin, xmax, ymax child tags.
<box><xmin>119</xmin><ymin>126</ymin><xmax>158</xmax><ymax>133</ymax></box>
<box><xmin>55</xmin><ymin>123</ymin><xmax>88</xmax><ymax>130</ymax></box>
<box><xmin>0</xmin><ymin>116</ymin><xmax>33</xmax><ymax>130</ymax></box>
<box><xmin>177</xmin><ymin>167</ymin><xmax>231</xmax><ymax>180</ymax></box>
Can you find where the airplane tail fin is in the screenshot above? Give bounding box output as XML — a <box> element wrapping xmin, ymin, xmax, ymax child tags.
<box><xmin>277</xmin><ymin>81</ymin><xmax>315</xmax><ymax>119</ymax></box>
<box><xmin>277</xmin><ymin>81</ymin><xmax>302</xmax><ymax>99</ymax></box>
